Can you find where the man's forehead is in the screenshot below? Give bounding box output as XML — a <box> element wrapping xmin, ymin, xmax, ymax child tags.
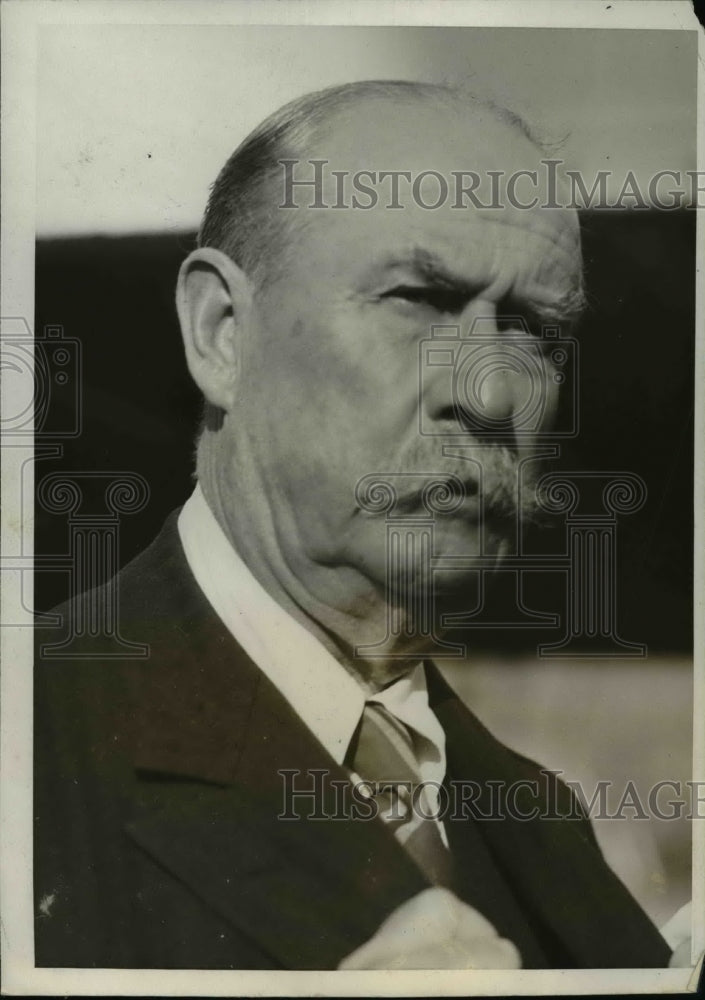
<box><xmin>291</xmin><ymin>192</ymin><xmax>582</xmax><ymax>304</ymax></box>
<box><xmin>310</xmin><ymin>95</ymin><xmax>546</xmax><ymax>178</ymax></box>
<box><xmin>300</xmin><ymin>95</ymin><xmax>580</xmax><ymax>243</ymax></box>
<box><xmin>270</xmin><ymin>93</ymin><xmax>582</xmax><ymax>309</ymax></box>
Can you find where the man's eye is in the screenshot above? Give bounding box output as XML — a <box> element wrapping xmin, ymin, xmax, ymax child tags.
<box><xmin>380</xmin><ymin>285</ymin><xmax>467</xmax><ymax>315</ymax></box>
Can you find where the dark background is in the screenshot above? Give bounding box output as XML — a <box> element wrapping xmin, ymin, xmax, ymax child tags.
<box><xmin>34</xmin><ymin>209</ymin><xmax>695</xmax><ymax>653</ymax></box>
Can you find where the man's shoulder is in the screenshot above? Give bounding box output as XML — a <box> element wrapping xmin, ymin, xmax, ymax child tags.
<box><xmin>35</xmin><ymin>506</ymin><xmax>208</xmax><ymax>659</ymax></box>
<box><xmin>33</xmin><ymin>505</ymin><xmax>260</xmax><ymax>782</ymax></box>
<box><xmin>33</xmin><ymin>505</ymin><xmax>232</xmax><ymax>751</ymax></box>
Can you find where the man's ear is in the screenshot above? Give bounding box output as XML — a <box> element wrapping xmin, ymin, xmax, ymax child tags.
<box><xmin>175</xmin><ymin>247</ymin><xmax>253</xmax><ymax>411</ymax></box>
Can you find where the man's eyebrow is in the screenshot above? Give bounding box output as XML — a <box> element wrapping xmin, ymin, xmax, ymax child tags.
<box><xmin>376</xmin><ymin>247</ymin><xmax>479</xmax><ymax>293</ymax></box>
<box><xmin>378</xmin><ymin>247</ymin><xmax>587</xmax><ymax>325</ymax></box>
<box><xmin>519</xmin><ymin>286</ymin><xmax>587</xmax><ymax>326</ymax></box>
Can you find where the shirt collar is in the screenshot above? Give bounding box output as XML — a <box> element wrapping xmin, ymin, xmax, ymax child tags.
<box><xmin>177</xmin><ymin>485</ymin><xmax>445</xmax><ymax>778</ymax></box>
<box><xmin>370</xmin><ymin>668</ymin><xmax>446</xmax><ymax>784</ymax></box>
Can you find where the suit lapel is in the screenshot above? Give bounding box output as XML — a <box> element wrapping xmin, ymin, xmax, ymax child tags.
<box><xmin>443</xmin><ymin>799</ymin><xmax>554</xmax><ymax>968</ymax></box>
<box><xmin>426</xmin><ymin>663</ymin><xmax>672</xmax><ymax>968</ymax></box>
<box><xmin>124</xmin><ymin>769</ymin><xmax>428</xmax><ymax>969</ymax></box>
<box><xmin>122</xmin><ymin>524</ymin><xmax>428</xmax><ymax>968</ymax></box>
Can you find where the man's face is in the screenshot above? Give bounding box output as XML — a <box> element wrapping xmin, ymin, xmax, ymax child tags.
<box><xmin>228</xmin><ymin>101</ymin><xmax>582</xmax><ymax>599</ymax></box>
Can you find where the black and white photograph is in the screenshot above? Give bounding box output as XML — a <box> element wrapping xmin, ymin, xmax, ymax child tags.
<box><xmin>1</xmin><ymin>1</ymin><xmax>703</xmax><ymax>994</ymax></box>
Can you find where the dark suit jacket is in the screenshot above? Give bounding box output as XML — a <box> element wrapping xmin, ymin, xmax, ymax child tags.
<box><xmin>34</xmin><ymin>511</ymin><xmax>671</xmax><ymax>969</ymax></box>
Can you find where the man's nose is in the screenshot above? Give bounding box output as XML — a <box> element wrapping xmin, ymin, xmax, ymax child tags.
<box><xmin>423</xmin><ymin>312</ymin><xmax>533</xmax><ymax>436</ymax></box>
<box><xmin>456</xmin><ymin>359</ymin><xmax>517</xmax><ymax>426</ymax></box>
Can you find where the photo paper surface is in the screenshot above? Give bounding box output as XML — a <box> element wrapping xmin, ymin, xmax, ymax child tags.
<box><xmin>1</xmin><ymin>1</ymin><xmax>703</xmax><ymax>995</ymax></box>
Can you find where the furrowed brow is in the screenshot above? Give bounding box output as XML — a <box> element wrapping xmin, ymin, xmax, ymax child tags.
<box><xmin>529</xmin><ymin>285</ymin><xmax>587</xmax><ymax>326</ymax></box>
<box><xmin>385</xmin><ymin>248</ymin><xmax>479</xmax><ymax>295</ymax></box>
<box><xmin>379</xmin><ymin>247</ymin><xmax>587</xmax><ymax>326</ymax></box>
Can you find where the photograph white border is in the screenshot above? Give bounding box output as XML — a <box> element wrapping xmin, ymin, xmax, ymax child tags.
<box><xmin>1</xmin><ymin>1</ymin><xmax>703</xmax><ymax>995</ymax></box>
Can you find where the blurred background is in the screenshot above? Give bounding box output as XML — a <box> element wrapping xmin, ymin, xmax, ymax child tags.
<box><xmin>34</xmin><ymin>24</ymin><xmax>696</xmax><ymax>928</ymax></box>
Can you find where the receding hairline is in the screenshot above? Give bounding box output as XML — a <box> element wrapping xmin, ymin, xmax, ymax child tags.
<box><xmin>255</xmin><ymin>78</ymin><xmax>544</xmax><ymax>146</ymax></box>
<box><xmin>197</xmin><ymin>80</ymin><xmax>552</xmax><ymax>285</ymax></box>
<box><xmin>280</xmin><ymin>79</ymin><xmax>544</xmax><ymax>149</ymax></box>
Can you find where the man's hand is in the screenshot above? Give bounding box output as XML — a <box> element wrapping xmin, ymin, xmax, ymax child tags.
<box><xmin>662</xmin><ymin>902</ymin><xmax>692</xmax><ymax>968</ymax></box>
<box><xmin>338</xmin><ymin>887</ymin><xmax>522</xmax><ymax>970</ymax></box>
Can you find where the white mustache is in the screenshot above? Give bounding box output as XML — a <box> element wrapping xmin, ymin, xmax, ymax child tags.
<box><xmin>382</xmin><ymin>446</ymin><xmax>543</xmax><ymax>523</ymax></box>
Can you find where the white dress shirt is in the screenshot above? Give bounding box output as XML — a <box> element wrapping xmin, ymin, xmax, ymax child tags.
<box><xmin>177</xmin><ymin>485</ymin><xmax>449</xmax><ymax>843</ymax></box>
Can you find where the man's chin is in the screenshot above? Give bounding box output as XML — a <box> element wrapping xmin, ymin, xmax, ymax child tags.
<box><xmin>349</xmin><ymin>514</ymin><xmax>513</xmax><ymax>604</ymax></box>
<box><xmin>432</xmin><ymin>516</ymin><xmax>514</xmax><ymax>562</ymax></box>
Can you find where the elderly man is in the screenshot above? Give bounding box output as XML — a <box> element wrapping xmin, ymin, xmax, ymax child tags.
<box><xmin>34</xmin><ymin>80</ymin><xmax>671</xmax><ymax>970</ymax></box>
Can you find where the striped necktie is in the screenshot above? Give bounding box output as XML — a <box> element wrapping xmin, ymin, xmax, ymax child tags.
<box><xmin>347</xmin><ymin>701</ymin><xmax>454</xmax><ymax>888</ymax></box>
